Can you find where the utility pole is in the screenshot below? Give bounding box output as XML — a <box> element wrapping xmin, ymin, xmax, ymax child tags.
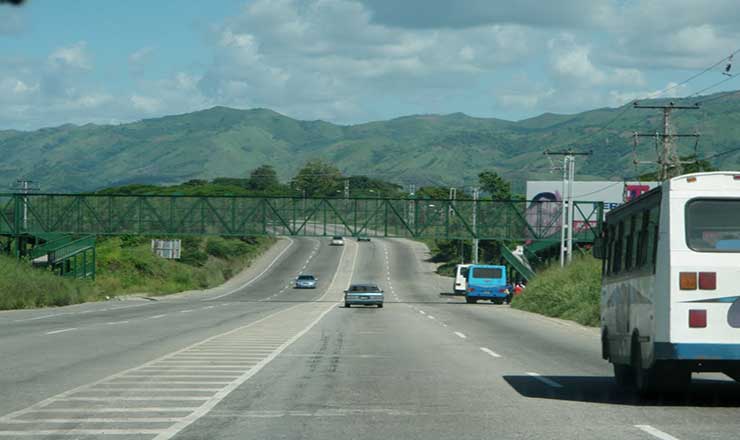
<box><xmin>544</xmin><ymin>150</ymin><xmax>591</xmax><ymax>266</ymax></box>
<box><xmin>472</xmin><ymin>187</ymin><xmax>479</xmax><ymax>264</ymax></box>
<box><xmin>632</xmin><ymin>102</ymin><xmax>700</xmax><ymax>180</ymax></box>
<box><xmin>448</xmin><ymin>187</ymin><xmax>456</xmax><ymax>217</ymax></box>
<box><xmin>11</xmin><ymin>179</ymin><xmax>39</xmax><ymax>231</ymax></box>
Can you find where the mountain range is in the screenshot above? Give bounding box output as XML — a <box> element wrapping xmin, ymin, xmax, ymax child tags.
<box><xmin>2</xmin><ymin>91</ymin><xmax>740</xmax><ymax>193</ymax></box>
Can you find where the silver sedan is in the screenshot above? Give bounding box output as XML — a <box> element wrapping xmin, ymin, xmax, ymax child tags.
<box><xmin>344</xmin><ymin>283</ymin><xmax>384</xmax><ymax>308</ymax></box>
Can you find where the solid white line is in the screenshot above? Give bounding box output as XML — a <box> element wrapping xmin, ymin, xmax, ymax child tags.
<box><xmin>204</xmin><ymin>237</ymin><xmax>295</xmax><ymax>301</ymax></box>
<box><xmin>45</xmin><ymin>328</ymin><xmax>77</xmax><ymax>335</ymax></box>
<box><xmin>83</xmin><ymin>388</ymin><xmax>222</xmax><ymax>392</ymax></box>
<box><xmin>480</xmin><ymin>347</ymin><xmax>502</xmax><ymax>358</ymax></box>
<box><xmin>454</xmin><ymin>331</ymin><xmax>466</xmax><ymax>339</ymax></box>
<box><xmin>526</xmin><ymin>372</ymin><xmax>563</xmax><ymax>388</ymax></box>
<box><xmin>3</xmin><ymin>417</ymin><xmax>183</xmax><ymax>423</ymax></box>
<box><xmin>634</xmin><ymin>425</ymin><xmax>681</xmax><ymax>440</ymax></box>
<box><xmin>28</xmin><ymin>407</ymin><xmax>199</xmax><ymax>413</ymax></box>
<box><xmin>0</xmin><ymin>429</ymin><xmax>162</xmax><ymax>436</ymax></box>
<box><xmin>104</xmin><ymin>381</ymin><xmax>232</xmax><ymax>385</ymax></box>
<box><xmin>60</xmin><ymin>397</ymin><xmax>209</xmax><ymax>401</ymax></box>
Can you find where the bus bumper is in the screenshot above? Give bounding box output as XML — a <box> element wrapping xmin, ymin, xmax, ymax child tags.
<box><xmin>655</xmin><ymin>343</ymin><xmax>740</xmax><ymax>361</ymax></box>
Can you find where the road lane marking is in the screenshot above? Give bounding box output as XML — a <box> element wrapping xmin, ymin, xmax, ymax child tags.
<box><xmin>204</xmin><ymin>237</ymin><xmax>295</xmax><ymax>301</ymax></box>
<box><xmin>106</xmin><ymin>320</ymin><xmax>129</xmax><ymax>325</ymax></box>
<box><xmin>634</xmin><ymin>425</ymin><xmax>681</xmax><ymax>440</ymax></box>
<box><xmin>3</xmin><ymin>417</ymin><xmax>184</xmax><ymax>424</ymax></box>
<box><xmin>419</xmin><ymin>310</ymin><xmax>426</xmax><ymax>315</ymax></box>
<box><xmin>454</xmin><ymin>331</ymin><xmax>466</xmax><ymax>339</ymax></box>
<box><xmin>149</xmin><ymin>314</ymin><xmax>166</xmax><ymax>319</ymax></box>
<box><xmin>634</xmin><ymin>425</ymin><xmax>683</xmax><ymax>440</ymax></box>
<box><xmin>45</xmin><ymin>328</ymin><xmax>77</xmax><ymax>335</ymax></box>
<box><xmin>479</xmin><ymin>347</ymin><xmax>502</xmax><ymax>358</ymax></box>
<box><xmin>427</xmin><ymin>315</ymin><xmax>435</xmax><ymax>320</ymax></box>
<box><xmin>202</xmin><ymin>306</ymin><xmax>215</xmax><ymax>310</ymax></box>
<box><xmin>0</xmin><ymin>429</ymin><xmax>163</xmax><ymax>436</ymax></box>
<box><xmin>526</xmin><ymin>372</ymin><xmax>563</xmax><ymax>388</ymax></box>
<box><xmin>179</xmin><ymin>309</ymin><xmax>193</xmax><ymax>313</ymax></box>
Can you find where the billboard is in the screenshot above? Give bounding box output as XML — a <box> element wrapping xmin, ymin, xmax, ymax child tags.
<box><xmin>524</xmin><ymin>181</ymin><xmax>658</xmax><ymax>239</ymax></box>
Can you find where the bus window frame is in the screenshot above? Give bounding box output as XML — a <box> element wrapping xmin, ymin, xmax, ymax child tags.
<box><xmin>685</xmin><ymin>197</ymin><xmax>740</xmax><ymax>253</ymax></box>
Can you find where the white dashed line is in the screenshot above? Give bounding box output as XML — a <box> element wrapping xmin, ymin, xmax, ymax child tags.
<box><xmin>427</xmin><ymin>315</ymin><xmax>435</xmax><ymax>320</ymax></box>
<box><xmin>525</xmin><ymin>372</ymin><xmax>563</xmax><ymax>388</ymax></box>
<box><xmin>202</xmin><ymin>306</ymin><xmax>215</xmax><ymax>310</ymax></box>
<box><xmin>634</xmin><ymin>425</ymin><xmax>681</xmax><ymax>440</ymax></box>
<box><xmin>106</xmin><ymin>320</ymin><xmax>129</xmax><ymax>325</ymax></box>
<box><xmin>45</xmin><ymin>328</ymin><xmax>77</xmax><ymax>335</ymax></box>
<box><xmin>454</xmin><ymin>331</ymin><xmax>466</xmax><ymax>339</ymax></box>
<box><xmin>479</xmin><ymin>347</ymin><xmax>502</xmax><ymax>358</ymax></box>
<box><xmin>149</xmin><ymin>314</ymin><xmax>166</xmax><ymax>319</ymax></box>
<box><xmin>180</xmin><ymin>309</ymin><xmax>193</xmax><ymax>314</ymax></box>
<box><xmin>419</xmin><ymin>310</ymin><xmax>426</xmax><ymax>315</ymax></box>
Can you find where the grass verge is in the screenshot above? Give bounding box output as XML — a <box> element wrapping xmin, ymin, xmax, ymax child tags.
<box><xmin>510</xmin><ymin>255</ymin><xmax>601</xmax><ymax>327</ymax></box>
<box><xmin>0</xmin><ymin>236</ymin><xmax>274</xmax><ymax>310</ymax></box>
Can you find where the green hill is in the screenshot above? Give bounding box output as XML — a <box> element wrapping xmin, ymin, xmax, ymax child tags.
<box><xmin>2</xmin><ymin>92</ymin><xmax>740</xmax><ymax>192</ymax></box>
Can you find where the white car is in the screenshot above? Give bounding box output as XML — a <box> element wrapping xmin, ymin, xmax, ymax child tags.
<box><xmin>330</xmin><ymin>236</ymin><xmax>344</xmax><ymax>246</ymax></box>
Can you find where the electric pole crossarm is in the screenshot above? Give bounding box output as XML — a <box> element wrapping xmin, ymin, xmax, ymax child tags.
<box><xmin>633</xmin><ymin>103</ymin><xmax>700</xmax><ymax>110</ymax></box>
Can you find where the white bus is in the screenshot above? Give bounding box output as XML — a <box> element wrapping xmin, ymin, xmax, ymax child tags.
<box><xmin>596</xmin><ymin>172</ymin><xmax>740</xmax><ymax>393</ymax></box>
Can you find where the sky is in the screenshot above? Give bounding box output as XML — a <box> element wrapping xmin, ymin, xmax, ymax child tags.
<box><xmin>1</xmin><ymin>0</ymin><xmax>739</xmax><ymax>130</ymax></box>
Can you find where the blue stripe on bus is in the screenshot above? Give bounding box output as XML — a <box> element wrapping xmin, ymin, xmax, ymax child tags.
<box><xmin>655</xmin><ymin>343</ymin><xmax>740</xmax><ymax>360</ymax></box>
<box><xmin>680</xmin><ymin>295</ymin><xmax>740</xmax><ymax>304</ymax></box>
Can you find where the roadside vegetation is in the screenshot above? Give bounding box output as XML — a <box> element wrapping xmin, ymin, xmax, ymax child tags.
<box><xmin>0</xmin><ymin>235</ymin><xmax>273</xmax><ymax>310</ymax></box>
<box><xmin>510</xmin><ymin>255</ymin><xmax>602</xmax><ymax>327</ymax></box>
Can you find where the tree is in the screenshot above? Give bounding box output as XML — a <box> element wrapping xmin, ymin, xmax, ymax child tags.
<box><xmin>247</xmin><ymin>165</ymin><xmax>280</xmax><ymax>191</ymax></box>
<box><xmin>478</xmin><ymin>171</ymin><xmax>512</xmax><ymax>200</ymax></box>
<box><xmin>290</xmin><ymin>159</ymin><xmax>343</xmax><ymax>197</ymax></box>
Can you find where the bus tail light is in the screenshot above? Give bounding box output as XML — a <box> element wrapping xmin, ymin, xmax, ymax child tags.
<box><xmin>467</xmin><ymin>287</ymin><xmax>474</xmax><ymax>292</ymax></box>
<box><xmin>679</xmin><ymin>272</ymin><xmax>697</xmax><ymax>290</ymax></box>
<box><xmin>689</xmin><ymin>309</ymin><xmax>707</xmax><ymax>328</ymax></box>
<box><xmin>734</xmin><ymin>175</ymin><xmax>740</xmax><ymax>180</ymax></box>
<box><xmin>699</xmin><ymin>272</ymin><xmax>716</xmax><ymax>290</ymax></box>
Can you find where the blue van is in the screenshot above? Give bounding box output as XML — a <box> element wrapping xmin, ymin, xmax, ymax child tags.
<box><xmin>465</xmin><ymin>265</ymin><xmax>508</xmax><ymax>304</ymax></box>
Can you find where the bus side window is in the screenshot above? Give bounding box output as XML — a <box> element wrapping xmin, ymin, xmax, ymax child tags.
<box><xmin>612</xmin><ymin>220</ymin><xmax>624</xmax><ymax>274</ymax></box>
<box><xmin>649</xmin><ymin>207</ymin><xmax>660</xmax><ymax>273</ymax></box>
<box><xmin>636</xmin><ymin>210</ymin><xmax>650</xmax><ymax>268</ymax></box>
<box><xmin>625</xmin><ymin>216</ymin><xmax>635</xmax><ymax>272</ymax></box>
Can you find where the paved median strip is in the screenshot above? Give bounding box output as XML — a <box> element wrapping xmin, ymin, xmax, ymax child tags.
<box><xmin>0</xmin><ymin>238</ymin><xmax>358</xmax><ymax>439</ymax></box>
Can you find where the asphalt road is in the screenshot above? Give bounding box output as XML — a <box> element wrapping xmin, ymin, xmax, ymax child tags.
<box><xmin>0</xmin><ymin>237</ymin><xmax>737</xmax><ymax>439</ymax></box>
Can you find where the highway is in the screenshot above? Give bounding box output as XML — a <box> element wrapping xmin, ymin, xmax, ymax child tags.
<box><xmin>0</xmin><ymin>237</ymin><xmax>737</xmax><ymax>439</ymax></box>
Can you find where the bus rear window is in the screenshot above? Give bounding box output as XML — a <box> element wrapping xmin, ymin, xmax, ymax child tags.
<box><xmin>686</xmin><ymin>199</ymin><xmax>740</xmax><ymax>252</ymax></box>
<box><xmin>471</xmin><ymin>268</ymin><xmax>503</xmax><ymax>278</ymax></box>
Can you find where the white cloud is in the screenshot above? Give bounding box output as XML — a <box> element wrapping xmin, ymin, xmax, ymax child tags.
<box><xmin>48</xmin><ymin>42</ymin><xmax>91</xmax><ymax>70</ymax></box>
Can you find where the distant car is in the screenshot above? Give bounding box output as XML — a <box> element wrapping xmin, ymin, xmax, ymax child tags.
<box><xmin>357</xmin><ymin>235</ymin><xmax>371</xmax><ymax>242</ymax></box>
<box><xmin>344</xmin><ymin>283</ymin><xmax>384</xmax><ymax>308</ymax></box>
<box><xmin>294</xmin><ymin>274</ymin><xmax>317</xmax><ymax>289</ymax></box>
<box><xmin>330</xmin><ymin>236</ymin><xmax>345</xmax><ymax>246</ymax></box>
